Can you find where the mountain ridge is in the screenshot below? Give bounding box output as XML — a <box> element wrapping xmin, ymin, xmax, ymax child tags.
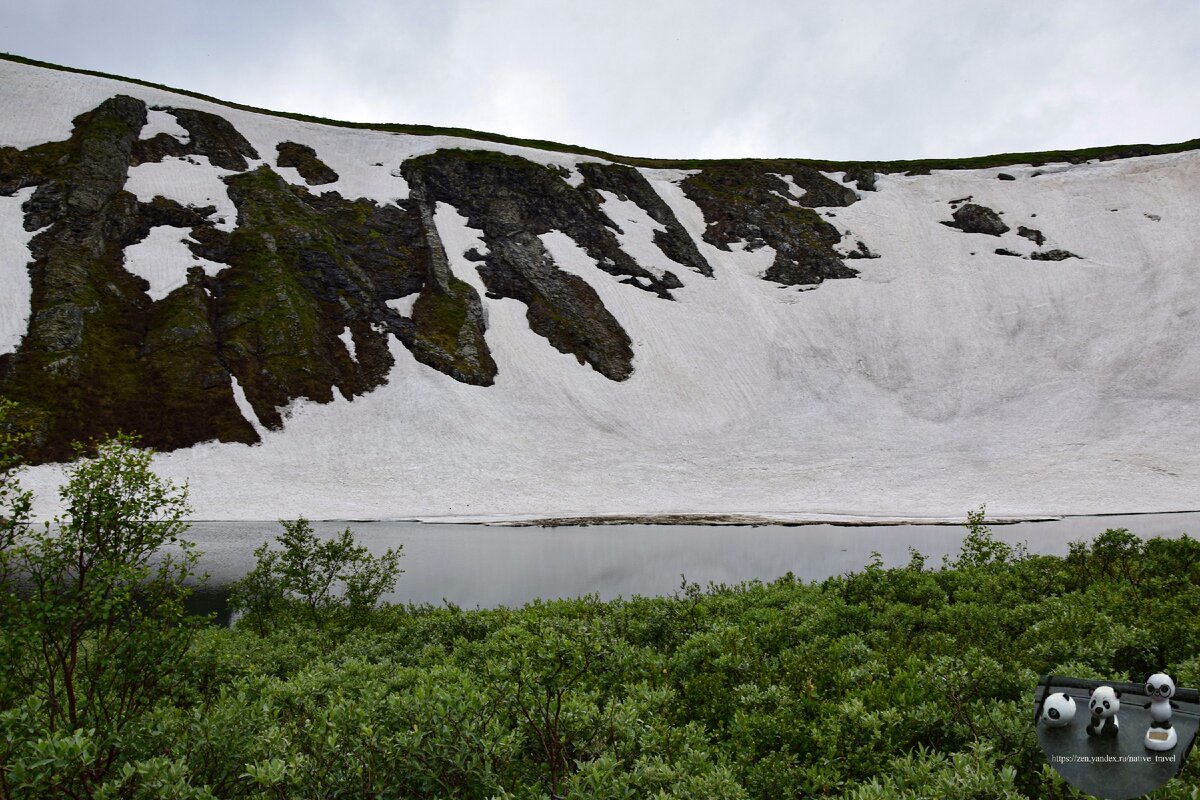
<box><xmin>4</xmin><ymin>52</ymin><xmax>1198</xmax><ymax>171</ymax></box>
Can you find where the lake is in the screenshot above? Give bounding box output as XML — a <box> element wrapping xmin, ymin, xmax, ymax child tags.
<box><xmin>183</xmin><ymin>512</ymin><xmax>1200</xmax><ymax>624</ymax></box>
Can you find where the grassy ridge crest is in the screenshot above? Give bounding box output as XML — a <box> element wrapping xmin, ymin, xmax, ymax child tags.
<box><xmin>4</xmin><ymin>51</ymin><xmax>1199</xmax><ymax>173</ymax></box>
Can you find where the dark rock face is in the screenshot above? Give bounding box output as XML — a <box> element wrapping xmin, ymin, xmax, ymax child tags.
<box><xmin>209</xmin><ymin>166</ymin><xmax>496</xmax><ymax>421</ymax></box>
<box><xmin>404</xmin><ymin>150</ymin><xmax>643</xmax><ymax>381</ymax></box>
<box><xmin>1017</xmin><ymin>226</ymin><xmax>1045</xmax><ymax>246</ymax></box>
<box><xmin>276</xmin><ymin>141</ymin><xmax>339</xmax><ymax>185</ymax></box>
<box><xmin>1030</xmin><ymin>249</ymin><xmax>1078</xmax><ymax>261</ymax></box>
<box><xmin>132</xmin><ymin>107</ymin><xmax>260</xmax><ymax>170</ymax></box>
<box><xmin>211</xmin><ymin>168</ymin><xmax>402</xmax><ymax>428</ymax></box>
<box><xmin>784</xmin><ymin>166</ymin><xmax>861</xmax><ymax>209</ymax></box>
<box><xmin>403</xmin><ymin>197</ymin><xmax>495</xmax><ymax>386</ymax></box>
<box><xmin>680</xmin><ymin>164</ymin><xmax>859</xmax><ymax>287</ymax></box>
<box><xmin>997</xmin><ymin>173</ymin><xmax>1016</xmax><ymax>181</ymax></box>
<box><xmin>994</xmin><ymin>248</ymin><xmax>1021</xmax><ymax>257</ymax></box>
<box><xmin>943</xmin><ymin>203</ymin><xmax>1010</xmax><ymax>236</ymax></box>
<box><xmin>0</xmin><ymin>95</ymin><xmax>258</xmax><ymax>461</ymax></box>
<box><xmin>577</xmin><ymin>162</ymin><xmax>711</xmax><ymax>278</ymax></box>
<box><xmin>0</xmin><ymin>96</ymin><xmax>504</xmax><ymax>461</ymax></box>
<box><xmin>842</xmin><ymin>166</ymin><xmax>877</xmax><ymax>192</ymax></box>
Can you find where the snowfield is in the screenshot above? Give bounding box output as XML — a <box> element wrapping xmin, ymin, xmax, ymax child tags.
<box><xmin>2</xmin><ymin>59</ymin><xmax>1198</xmax><ymax>522</ymax></box>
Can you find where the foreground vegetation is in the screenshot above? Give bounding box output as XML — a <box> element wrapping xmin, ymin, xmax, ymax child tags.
<box><xmin>2</xmin><ymin>422</ymin><xmax>1199</xmax><ymax>797</ymax></box>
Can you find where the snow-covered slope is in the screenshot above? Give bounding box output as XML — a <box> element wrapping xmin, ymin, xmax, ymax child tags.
<box><xmin>2</xmin><ymin>57</ymin><xmax>1197</xmax><ymax>521</ymax></box>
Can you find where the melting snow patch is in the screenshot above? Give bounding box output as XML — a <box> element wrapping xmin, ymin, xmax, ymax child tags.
<box><xmin>771</xmin><ymin>173</ymin><xmax>806</xmax><ymax>205</ymax></box>
<box><xmin>229</xmin><ymin>376</ymin><xmax>264</xmax><ymax>437</ymax></box>
<box><xmin>386</xmin><ymin>294</ymin><xmax>419</xmax><ymax>317</ymax></box>
<box><xmin>0</xmin><ymin>187</ymin><xmax>39</xmax><ymax>354</ymax></box>
<box><xmin>123</xmin><ymin>226</ymin><xmax>228</xmax><ymax>301</ymax></box>
<box><xmin>433</xmin><ymin>202</ymin><xmax>491</xmax><ymax>297</ymax></box>
<box><xmin>338</xmin><ymin>327</ymin><xmax>357</xmax><ymax>362</ymax></box>
<box><xmin>140</xmin><ymin>109</ymin><xmax>189</xmax><ymax>142</ymax></box>
<box><xmin>561</xmin><ymin>166</ymin><xmax>585</xmax><ymax>187</ymax></box>
<box><xmin>595</xmin><ymin>189</ymin><xmax>686</xmax><ymax>279</ymax></box>
<box><xmin>639</xmin><ymin>168</ymin><xmax>701</xmax><ymax>184</ymax></box>
<box><xmin>124</xmin><ymin>156</ymin><xmax>237</xmax><ymax>231</ymax></box>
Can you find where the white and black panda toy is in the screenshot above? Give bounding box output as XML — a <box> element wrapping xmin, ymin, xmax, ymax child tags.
<box><xmin>1041</xmin><ymin>692</ymin><xmax>1077</xmax><ymax>728</ymax></box>
<box><xmin>1143</xmin><ymin>672</ymin><xmax>1179</xmax><ymax>751</ymax></box>
<box><xmin>1086</xmin><ymin>685</ymin><xmax>1121</xmax><ymax>738</ymax></box>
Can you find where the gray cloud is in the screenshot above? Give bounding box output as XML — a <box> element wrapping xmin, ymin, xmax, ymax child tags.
<box><xmin>2</xmin><ymin>0</ymin><xmax>1197</xmax><ymax>159</ymax></box>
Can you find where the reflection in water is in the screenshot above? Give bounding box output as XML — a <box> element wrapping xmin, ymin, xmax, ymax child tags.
<box><xmin>183</xmin><ymin>585</ymin><xmax>233</xmax><ymax>627</ymax></box>
<box><xmin>178</xmin><ymin>512</ymin><xmax>1198</xmax><ymax>615</ymax></box>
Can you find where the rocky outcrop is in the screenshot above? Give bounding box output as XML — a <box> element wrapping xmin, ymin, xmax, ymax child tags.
<box><xmin>0</xmin><ymin>95</ymin><xmax>505</xmax><ymax>459</ymax></box>
<box><xmin>132</xmin><ymin>106</ymin><xmax>260</xmax><ymax>170</ymax></box>
<box><xmin>842</xmin><ymin>166</ymin><xmax>876</xmax><ymax>192</ymax></box>
<box><xmin>0</xmin><ymin>95</ymin><xmax>257</xmax><ymax>461</ymax></box>
<box><xmin>782</xmin><ymin>165</ymin><xmax>860</xmax><ymax>209</ymax></box>
<box><xmin>680</xmin><ymin>164</ymin><xmax>859</xmax><ymax>287</ymax></box>
<box><xmin>209</xmin><ymin>168</ymin><xmax>395</xmax><ymax>428</ymax></box>
<box><xmin>1017</xmin><ymin>226</ymin><xmax>1045</xmax><ymax>246</ymax></box>
<box><xmin>405</xmin><ymin>197</ymin><xmax>495</xmax><ymax>385</ymax></box>
<box><xmin>577</xmin><ymin>162</ymin><xmax>711</xmax><ymax>278</ymax></box>
<box><xmin>942</xmin><ymin>203</ymin><xmax>1010</xmax><ymax>236</ymax></box>
<box><xmin>404</xmin><ymin>150</ymin><xmax>639</xmax><ymax>381</ymax></box>
<box><xmin>276</xmin><ymin>141</ymin><xmax>339</xmax><ymax>185</ymax></box>
<box><xmin>1030</xmin><ymin>249</ymin><xmax>1078</xmax><ymax>261</ymax></box>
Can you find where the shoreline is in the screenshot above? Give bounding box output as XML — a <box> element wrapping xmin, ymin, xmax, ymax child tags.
<box><xmin>170</xmin><ymin>509</ymin><xmax>1200</xmax><ymax>527</ymax></box>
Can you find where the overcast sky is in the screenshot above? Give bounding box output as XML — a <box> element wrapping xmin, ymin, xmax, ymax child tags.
<box><xmin>3</xmin><ymin>0</ymin><xmax>1198</xmax><ymax>160</ymax></box>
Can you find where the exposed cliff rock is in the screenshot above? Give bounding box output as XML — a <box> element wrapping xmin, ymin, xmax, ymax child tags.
<box><xmin>276</xmin><ymin>141</ymin><xmax>339</xmax><ymax>185</ymax></box>
<box><xmin>404</xmin><ymin>150</ymin><xmax>639</xmax><ymax>381</ymax></box>
<box><xmin>680</xmin><ymin>164</ymin><xmax>859</xmax><ymax>287</ymax></box>
<box><xmin>132</xmin><ymin>106</ymin><xmax>260</xmax><ymax>170</ymax></box>
<box><xmin>0</xmin><ymin>95</ymin><xmax>257</xmax><ymax>461</ymax></box>
<box><xmin>577</xmin><ymin>161</ymin><xmax>711</xmax><ymax>278</ymax></box>
<box><xmin>0</xmin><ymin>96</ymin><xmax>504</xmax><ymax>459</ymax></box>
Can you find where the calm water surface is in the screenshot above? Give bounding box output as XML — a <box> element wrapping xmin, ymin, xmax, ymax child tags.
<box><xmin>183</xmin><ymin>513</ymin><xmax>1200</xmax><ymax>622</ymax></box>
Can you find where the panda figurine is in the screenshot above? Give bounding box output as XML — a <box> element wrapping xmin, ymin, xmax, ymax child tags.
<box><xmin>1041</xmin><ymin>692</ymin><xmax>1077</xmax><ymax>728</ymax></box>
<box><xmin>1086</xmin><ymin>685</ymin><xmax>1121</xmax><ymax>738</ymax></box>
<box><xmin>1143</xmin><ymin>672</ymin><xmax>1179</xmax><ymax>751</ymax></box>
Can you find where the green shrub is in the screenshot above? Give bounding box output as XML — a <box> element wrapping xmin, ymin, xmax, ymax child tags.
<box><xmin>229</xmin><ymin>517</ymin><xmax>402</xmax><ymax>633</ymax></box>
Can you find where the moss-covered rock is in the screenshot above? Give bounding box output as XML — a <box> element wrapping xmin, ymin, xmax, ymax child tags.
<box><xmin>680</xmin><ymin>163</ymin><xmax>859</xmax><ymax>287</ymax></box>
<box><xmin>275</xmin><ymin>141</ymin><xmax>339</xmax><ymax>185</ymax></box>
<box><xmin>577</xmin><ymin>162</ymin><xmax>712</xmax><ymax>278</ymax></box>
<box><xmin>0</xmin><ymin>97</ymin><xmax>500</xmax><ymax>460</ymax></box>
<box><xmin>404</xmin><ymin>150</ymin><xmax>637</xmax><ymax>381</ymax></box>
<box><xmin>132</xmin><ymin>106</ymin><xmax>259</xmax><ymax>170</ymax></box>
<box><xmin>0</xmin><ymin>96</ymin><xmax>258</xmax><ymax>461</ymax></box>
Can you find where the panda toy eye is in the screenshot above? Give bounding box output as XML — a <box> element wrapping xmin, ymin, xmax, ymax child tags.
<box><xmin>1048</xmin><ymin>708</ymin><xmax>1060</xmax><ymax>719</ymax></box>
<box><xmin>1103</xmin><ymin>701</ymin><xmax>1110</xmax><ymax>709</ymax></box>
<box><xmin>1146</xmin><ymin>683</ymin><xmax>1155</xmax><ymax>695</ymax></box>
<box><xmin>1161</xmin><ymin>686</ymin><xmax>1172</xmax><ymax>696</ymax></box>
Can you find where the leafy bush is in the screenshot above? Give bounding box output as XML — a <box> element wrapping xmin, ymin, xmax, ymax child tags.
<box><xmin>1</xmin><ymin>433</ymin><xmax>200</xmax><ymax>796</ymax></box>
<box><xmin>229</xmin><ymin>517</ymin><xmax>402</xmax><ymax>632</ymax></box>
